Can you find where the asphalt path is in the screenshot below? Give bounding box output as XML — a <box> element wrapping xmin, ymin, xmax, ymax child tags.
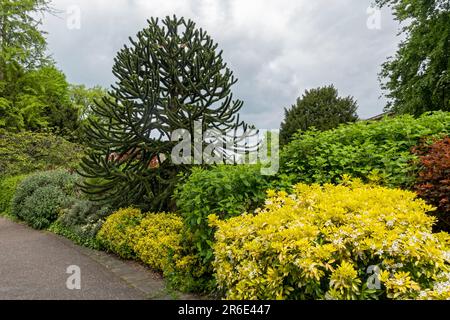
<box><xmin>0</xmin><ymin>217</ymin><xmax>145</xmax><ymax>300</ymax></box>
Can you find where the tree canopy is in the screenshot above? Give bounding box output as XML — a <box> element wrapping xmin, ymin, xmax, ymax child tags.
<box><xmin>376</xmin><ymin>0</ymin><xmax>450</xmax><ymax>115</ymax></box>
<box><xmin>0</xmin><ymin>0</ymin><xmax>52</xmax><ymax>77</ymax></box>
<box><xmin>0</xmin><ymin>63</ymin><xmax>79</xmax><ymax>134</ymax></box>
<box><xmin>0</xmin><ymin>0</ymin><xmax>81</xmax><ymax>137</ymax></box>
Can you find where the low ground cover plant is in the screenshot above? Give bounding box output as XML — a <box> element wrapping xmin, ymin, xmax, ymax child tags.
<box><xmin>50</xmin><ymin>199</ymin><xmax>113</xmax><ymax>249</ymax></box>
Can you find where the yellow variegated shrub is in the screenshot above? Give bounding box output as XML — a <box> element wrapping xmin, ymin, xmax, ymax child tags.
<box><xmin>131</xmin><ymin>213</ymin><xmax>183</xmax><ymax>271</ymax></box>
<box><xmin>210</xmin><ymin>179</ymin><xmax>450</xmax><ymax>300</ymax></box>
<box><xmin>96</xmin><ymin>207</ymin><xmax>143</xmax><ymax>259</ymax></box>
<box><xmin>97</xmin><ymin>208</ymin><xmax>191</xmax><ymax>284</ymax></box>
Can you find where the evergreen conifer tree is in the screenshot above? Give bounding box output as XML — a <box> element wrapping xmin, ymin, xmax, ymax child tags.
<box><xmin>280</xmin><ymin>85</ymin><xmax>358</xmax><ymax>146</ymax></box>
<box><xmin>79</xmin><ymin>16</ymin><xmax>252</xmax><ymax>210</ymax></box>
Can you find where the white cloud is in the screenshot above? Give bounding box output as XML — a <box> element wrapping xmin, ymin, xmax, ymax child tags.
<box><xmin>43</xmin><ymin>0</ymin><xmax>400</xmax><ymax>129</ymax></box>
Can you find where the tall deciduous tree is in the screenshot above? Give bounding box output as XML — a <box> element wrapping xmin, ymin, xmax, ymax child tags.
<box><xmin>69</xmin><ymin>84</ymin><xmax>108</xmax><ymax>121</ymax></box>
<box><xmin>79</xmin><ymin>16</ymin><xmax>252</xmax><ymax>210</ymax></box>
<box><xmin>280</xmin><ymin>85</ymin><xmax>358</xmax><ymax>146</ymax></box>
<box><xmin>376</xmin><ymin>0</ymin><xmax>450</xmax><ymax>115</ymax></box>
<box><xmin>0</xmin><ymin>1</ymin><xmax>80</xmax><ymax>136</ymax></box>
<box><xmin>68</xmin><ymin>84</ymin><xmax>109</xmax><ymax>141</ymax></box>
<box><xmin>0</xmin><ymin>0</ymin><xmax>52</xmax><ymax>79</ymax></box>
<box><xmin>0</xmin><ymin>64</ymin><xmax>79</xmax><ymax>135</ymax></box>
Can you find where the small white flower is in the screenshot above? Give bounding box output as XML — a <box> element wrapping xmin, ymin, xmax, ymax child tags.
<box><xmin>418</xmin><ymin>291</ymin><xmax>428</xmax><ymax>298</ymax></box>
<box><xmin>324</xmin><ymin>220</ymin><xmax>333</xmax><ymax>227</ymax></box>
<box><xmin>388</xmin><ymin>240</ymin><xmax>400</xmax><ymax>254</ymax></box>
<box><xmin>396</xmin><ymin>279</ymin><xmax>404</xmax><ymax>286</ymax></box>
<box><xmin>442</xmin><ymin>251</ymin><xmax>450</xmax><ymax>262</ymax></box>
<box><xmin>433</xmin><ymin>281</ymin><xmax>450</xmax><ymax>294</ymax></box>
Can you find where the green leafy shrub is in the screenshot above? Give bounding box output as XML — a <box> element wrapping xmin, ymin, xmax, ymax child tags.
<box><xmin>131</xmin><ymin>213</ymin><xmax>183</xmax><ymax>271</ymax></box>
<box><xmin>211</xmin><ymin>179</ymin><xmax>450</xmax><ymax>300</ymax></box>
<box><xmin>0</xmin><ymin>174</ymin><xmax>27</xmax><ymax>215</ymax></box>
<box><xmin>280</xmin><ymin>111</ymin><xmax>450</xmax><ymax>188</ymax></box>
<box><xmin>51</xmin><ymin>199</ymin><xmax>112</xmax><ymax>248</ymax></box>
<box><xmin>164</xmin><ymin>234</ymin><xmax>215</xmax><ymax>293</ymax></box>
<box><xmin>174</xmin><ymin>165</ymin><xmax>271</xmax><ymax>283</ymax></box>
<box><xmin>0</xmin><ymin>129</ymin><xmax>84</xmax><ymax>179</ymax></box>
<box><xmin>11</xmin><ymin>170</ymin><xmax>81</xmax><ymax>229</ymax></box>
<box><xmin>96</xmin><ymin>207</ymin><xmax>143</xmax><ymax>259</ymax></box>
<box><xmin>413</xmin><ymin>136</ymin><xmax>450</xmax><ymax>231</ymax></box>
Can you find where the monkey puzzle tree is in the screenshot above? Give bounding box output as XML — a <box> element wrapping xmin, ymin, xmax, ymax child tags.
<box><xmin>79</xmin><ymin>16</ymin><xmax>252</xmax><ymax>210</ymax></box>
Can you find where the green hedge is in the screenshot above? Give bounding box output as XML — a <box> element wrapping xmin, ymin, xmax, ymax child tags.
<box><xmin>0</xmin><ymin>130</ymin><xmax>84</xmax><ymax>179</ymax></box>
<box><xmin>0</xmin><ymin>175</ymin><xmax>27</xmax><ymax>215</ymax></box>
<box><xmin>280</xmin><ymin>111</ymin><xmax>450</xmax><ymax>188</ymax></box>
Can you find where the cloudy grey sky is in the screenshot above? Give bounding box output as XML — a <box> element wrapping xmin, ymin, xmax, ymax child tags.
<box><xmin>42</xmin><ymin>0</ymin><xmax>401</xmax><ymax>129</ymax></box>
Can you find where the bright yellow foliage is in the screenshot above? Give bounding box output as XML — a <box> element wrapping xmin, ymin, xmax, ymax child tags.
<box><xmin>211</xmin><ymin>180</ymin><xmax>450</xmax><ymax>300</ymax></box>
<box><xmin>97</xmin><ymin>208</ymin><xmax>189</xmax><ymax>279</ymax></box>
<box><xmin>96</xmin><ymin>207</ymin><xmax>143</xmax><ymax>259</ymax></box>
<box><xmin>131</xmin><ymin>213</ymin><xmax>183</xmax><ymax>271</ymax></box>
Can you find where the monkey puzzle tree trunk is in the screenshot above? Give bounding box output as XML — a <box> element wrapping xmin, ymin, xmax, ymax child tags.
<box><xmin>79</xmin><ymin>16</ymin><xmax>252</xmax><ymax>211</ymax></box>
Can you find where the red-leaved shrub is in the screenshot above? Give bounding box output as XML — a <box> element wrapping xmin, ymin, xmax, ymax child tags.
<box><xmin>413</xmin><ymin>136</ymin><xmax>450</xmax><ymax>230</ymax></box>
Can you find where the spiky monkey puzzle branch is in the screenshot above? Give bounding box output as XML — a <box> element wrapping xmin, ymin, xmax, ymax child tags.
<box><xmin>79</xmin><ymin>15</ymin><xmax>253</xmax><ymax>210</ymax></box>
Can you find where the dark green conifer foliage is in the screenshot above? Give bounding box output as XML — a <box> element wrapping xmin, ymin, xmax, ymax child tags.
<box><xmin>79</xmin><ymin>16</ymin><xmax>250</xmax><ymax>210</ymax></box>
<box><xmin>279</xmin><ymin>85</ymin><xmax>358</xmax><ymax>146</ymax></box>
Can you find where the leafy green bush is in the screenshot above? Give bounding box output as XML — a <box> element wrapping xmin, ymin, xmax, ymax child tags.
<box><xmin>174</xmin><ymin>165</ymin><xmax>271</xmax><ymax>267</ymax></box>
<box><xmin>51</xmin><ymin>199</ymin><xmax>112</xmax><ymax>248</ymax></box>
<box><xmin>96</xmin><ymin>207</ymin><xmax>143</xmax><ymax>259</ymax></box>
<box><xmin>0</xmin><ymin>129</ymin><xmax>84</xmax><ymax>179</ymax></box>
<box><xmin>211</xmin><ymin>179</ymin><xmax>450</xmax><ymax>300</ymax></box>
<box><xmin>280</xmin><ymin>112</ymin><xmax>450</xmax><ymax>188</ymax></box>
<box><xmin>11</xmin><ymin>170</ymin><xmax>81</xmax><ymax>229</ymax></box>
<box><xmin>0</xmin><ymin>174</ymin><xmax>27</xmax><ymax>215</ymax></box>
<box><xmin>163</xmin><ymin>233</ymin><xmax>214</xmax><ymax>293</ymax></box>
